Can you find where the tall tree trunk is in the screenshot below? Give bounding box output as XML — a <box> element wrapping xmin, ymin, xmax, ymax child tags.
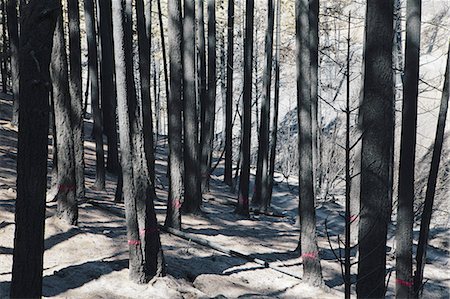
<box><xmin>252</xmin><ymin>0</ymin><xmax>275</xmax><ymax>211</ymax></box>
<box><xmin>309</xmin><ymin>0</ymin><xmax>319</xmax><ymax>193</ymax></box>
<box><xmin>224</xmin><ymin>0</ymin><xmax>234</xmax><ymax>186</ymax></box>
<box><xmin>98</xmin><ymin>0</ymin><xmax>120</xmax><ymax>174</ymax></box>
<box><xmin>51</xmin><ymin>4</ymin><xmax>78</xmax><ymax>226</ymax></box>
<box><xmin>67</xmin><ymin>0</ymin><xmax>85</xmax><ymax>198</ymax></box>
<box><xmin>197</xmin><ymin>0</ymin><xmax>207</xmax><ymax>185</ymax></box>
<box><xmin>296</xmin><ymin>0</ymin><xmax>323</xmax><ymax>286</ymax></box>
<box><xmin>111</xmin><ymin>0</ymin><xmax>165</xmax><ymax>282</ymax></box>
<box><xmin>1</xmin><ymin>0</ymin><xmax>7</xmax><ymax>93</ymax></box>
<box><xmin>183</xmin><ymin>0</ymin><xmax>202</xmax><ymax>213</ymax></box>
<box><xmin>266</xmin><ymin>0</ymin><xmax>281</xmax><ymax>207</ymax></box>
<box><xmin>164</xmin><ymin>0</ymin><xmax>183</xmax><ymax>229</ymax></box>
<box><xmin>157</xmin><ymin>0</ymin><xmax>170</xmax><ymax>106</ymax></box>
<box><xmin>396</xmin><ymin>0</ymin><xmax>421</xmax><ymax>297</ymax></box>
<box><xmin>236</xmin><ymin>0</ymin><xmax>253</xmax><ymax>216</ymax></box>
<box><xmin>344</xmin><ymin>13</ymin><xmax>351</xmax><ymax>299</ymax></box>
<box><xmin>200</xmin><ymin>0</ymin><xmax>216</xmax><ymax>192</ymax></box>
<box><xmin>414</xmin><ymin>41</ymin><xmax>449</xmax><ymax>297</ymax></box>
<box><xmin>136</xmin><ymin>0</ymin><xmax>156</xmax><ymax>192</ymax></box>
<box><xmin>357</xmin><ymin>1</ymin><xmax>395</xmax><ymax>298</ymax></box>
<box><xmin>84</xmin><ymin>0</ymin><xmax>105</xmax><ymax>190</ymax></box>
<box><xmin>10</xmin><ymin>1</ymin><xmax>58</xmax><ymax>297</ymax></box>
<box><xmin>6</xmin><ymin>0</ymin><xmax>19</xmax><ymax>125</ymax></box>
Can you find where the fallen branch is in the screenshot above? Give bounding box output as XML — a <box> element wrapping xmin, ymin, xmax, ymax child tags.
<box><xmin>88</xmin><ymin>199</ymin><xmax>302</xmax><ymax>280</ymax></box>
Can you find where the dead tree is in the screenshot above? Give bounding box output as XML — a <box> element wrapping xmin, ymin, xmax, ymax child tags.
<box><xmin>10</xmin><ymin>1</ymin><xmax>58</xmax><ymax>297</ymax></box>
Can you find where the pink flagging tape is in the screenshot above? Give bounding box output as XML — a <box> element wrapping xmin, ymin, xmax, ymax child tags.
<box><xmin>349</xmin><ymin>215</ymin><xmax>358</xmax><ymax>222</ymax></box>
<box><xmin>140</xmin><ymin>227</ymin><xmax>159</xmax><ymax>236</ymax></box>
<box><xmin>302</xmin><ymin>252</ymin><xmax>318</xmax><ymax>259</ymax></box>
<box><xmin>239</xmin><ymin>195</ymin><xmax>249</xmax><ymax>205</ymax></box>
<box><xmin>59</xmin><ymin>184</ymin><xmax>76</xmax><ymax>192</ymax></box>
<box><xmin>172</xmin><ymin>199</ymin><xmax>182</xmax><ymax>209</ymax></box>
<box><xmin>128</xmin><ymin>239</ymin><xmax>141</xmax><ymax>245</ymax></box>
<box><xmin>396</xmin><ymin>278</ymin><xmax>413</xmax><ymax>287</ymax></box>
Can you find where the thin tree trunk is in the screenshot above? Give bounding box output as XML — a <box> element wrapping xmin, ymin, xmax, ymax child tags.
<box><xmin>51</xmin><ymin>5</ymin><xmax>78</xmax><ymax>226</ymax></box>
<box><xmin>197</xmin><ymin>0</ymin><xmax>206</xmax><ymax>172</ymax></box>
<box><xmin>344</xmin><ymin>12</ymin><xmax>351</xmax><ymax>299</ymax></box>
<box><xmin>236</xmin><ymin>0</ymin><xmax>253</xmax><ymax>216</ymax></box>
<box><xmin>224</xmin><ymin>0</ymin><xmax>234</xmax><ymax>186</ymax></box>
<box><xmin>6</xmin><ymin>0</ymin><xmax>19</xmax><ymax>125</ymax></box>
<box><xmin>296</xmin><ymin>0</ymin><xmax>323</xmax><ymax>286</ymax></box>
<box><xmin>200</xmin><ymin>0</ymin><xmax>216</xmax><ymax>193</ymax></box>
<box><xmin>165</xmin><ymin>0</ymin><xmax>183</xmax><ymax>229</ymax></box>
<box><xmin>98</xmin><ymin>0</ymin><xmax>120</xmax><ymax>174</ymax></box>
<box><xmin>67</xmin><ymin>0</ymin><xmax>85</xmax><ymax>198</ymax></box>
<box><xmin>414</xmin><ymin>41</ymin><xmax>449</xmax><ymax>297</ymax></box>
<box><xmin>266</xmin><ymin>0</ymin><xmax>281</xmax><ymax>207</ymax></box>
<box><xmin>10</xmin><ymin>1</ymin><xmax>58</xmax><ymax>297</ymax></box>
<box><xmin>157</xmin><ymin>0</ymin><xmax>170</xmax><ymax>104</ymax></box>
<box><xmin>396</xmin><ymin>0</ymin><xmax>421</xmax><ymax>297</ymax></box>
<box><xmin>252</xmin><ymin>0</ymin><xmax>274</xmax><ymax>211</ymax></box>
<box><xmin>84</xmin><ymin>0</ymin><xmax>105</xmax><ymax>190</ymax></box>
<box><xmin>357</xmin><ymin>1</ymin><xmax>395</xmax><ymax>297</ymax></box>
<box><xmin>183</xmin><ymin>0</ymin><xmax>202</xmax><ymax>213</ymax></box>
<box><xmin>1</xmin><ymin>0</ymin><xmax>7</xmax><ymax>93</ymax></box>
<box><xmin>309</xmin><ymin>0</ymin><xmax>319</xmax><ymax>193</ymax></box>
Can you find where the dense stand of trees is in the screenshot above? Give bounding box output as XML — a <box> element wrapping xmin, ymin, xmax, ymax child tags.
<box><xmin>2</xmin><ymin>0</ymin><xmax>449</xmax><ymax>297</ymax></box>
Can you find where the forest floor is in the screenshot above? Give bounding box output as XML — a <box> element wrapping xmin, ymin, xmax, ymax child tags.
<box><xmin>0</xmin><ymin>96</ymin><xmax>449</xmax><ymax>298</ymax></box>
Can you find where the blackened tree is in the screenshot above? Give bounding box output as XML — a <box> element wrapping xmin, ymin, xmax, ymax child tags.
<box><xmin>10</xmin><ymin>1</ymin><xmax>58</xmax><ymax>297</ymax></box>
<box><xmin>357</xmin><ymin>1</ymin><xmax>395</xmax><ymax>297</ymax></box>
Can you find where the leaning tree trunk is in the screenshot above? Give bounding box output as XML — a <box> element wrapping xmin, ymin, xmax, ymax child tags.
<box><xmin>224</xmin><ymin>0</ymin><xmax>234</xmax><ymax>186</ymax></box>
<box><xmin>200</xmin><ymin>0</ymin><xmax>217</xmax><ymax>193</ymax></box>
<box><xmin>164</xmin><ymin>0</ymin><xmax>183</xmax><ymax>229</ymax></box>
<box><xmin>236</xmin><ymin>0</ymin><xmax>254</xmax><ymax>216</ymax></box>
<box><xmin>157</xmin><ymin>0</ymin><xmax>170</xmax><ymax>107</ymax></box>
<box><xmin>183</xmin><ymin>0</ymin><xmax>202</xmax><ymax>213</ymax></box>
<box><xmin>67</xmin><ymin>0</ymin><xmax>85</xmax><ymax>198</ymax></box>
<box><xmin>252</xmin><ymin>0</ymin><xmax>275</xmax><ymax>211</ymax></box>
<box><xmin>396</xmin><ymin>0</ymin><xmax>421</xmax><ymax>297</ymax></box>
<box><xmin>10</xmin><ymin>1</ymin><xmax>58</xmax><ymax>297</ymax></box>
<box><xmin>112</xmin><ymin>0</ymin><xmax>165</xmax><ymax>282</ymax></box>
<box><xmin>84</xmin><ymin>0</ymin><xmax>105</xmax><ymax>190</ymax></box>
<box><xmin>98</xmin><ymin>0</ymin><xmax>120</xmax><ymax>174</ymax></box>
<box><xmin>6</xmin><ymin>0</ymin><xmax>19</xmax><ymax>126</ymax></box>
<box><xmin>51</xmin><ymin>4</ymin><xmax>78</xmax><ymax>226</ymax></box>
<box><xmin>414</xmin><ymin>41</ymin><xmax>449</xmax><ymax>297</ymax></box>
<box><xmin>357</xmin><ymin>1</ymin><xmax>395</xmax><ymax>298</ymax></box>
<box><xmin>296</xmin><ymin>0</ymin><xmax>323</xmax><ymax>286</ymax></box>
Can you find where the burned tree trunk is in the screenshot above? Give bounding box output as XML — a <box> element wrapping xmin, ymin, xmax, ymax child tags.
<box><xmin>357</xmin><ymin>1</ymin><xmax>395</xmax><ymax>297</ymax></box>
<box><xmin>67</xmin><ymin>0</ymin><xmax>85</xmax><ymax>198</ymax></box>
<box><xmin>252</xmin><ymin>0</ymin><xmax>275</xmax><ymax>211</ymax></box>
<box><xmin>10</xmin><ymin>1</ymin><xmax>58</xmax><ymax>297</ymax></box>
<box><xmin>414</xmin><ymin>41</ymin><xmax>449</xmax><ymax>297</ymax></box>
<box><xmin>164</xmin><ymin>0</ymin><xmax>183</xmax><ymax>229</ymax></box>
<box><xmin>112</xmin><ymin>0</ymin><xmax>165</xmax><ymax>282</ymax></box>
<box><xmin>183</xmin><ymin>0</ymin><xmax>202</xmax><ymax>213</ymax></box>
<box><xmin>84</xmin><ymin>0</ymin><xmax>105</xmax><ymax>190</ymax></box>
<box><xmin>236</xmin><ymin>0</ymin><xmax>254</xmax><ymax>216</ymax></box>
<box><xmin>51</xmin><ymin>4</ymin><xmax>78</xmax><ymax>225</ymax></box>
<box><xmin>295</xmin><ymin>0</ymin><xmax>323</xmax><ymax>286</ymax></box>
<box><xmin>6</xmin><ymin>0</ymin><xmax>19</xmax><ymax>125</ymax></box>
<box><xmin>224</xmin><ymin>0</ymin><xmax>234</xmax><ymax>187</ymax></box>
<box><xmin>98</xmin><ymin>0</ymin><xmax>120</xmax><ymax>174</ymax></box>
<box><xmin>396</xmin><ymin>0</ymin><xmax>421</xmax><ymax>297</ymax></box>
<box><xmin>200</xmin><ymin>0</ymin><xmax>217</xmax><ymax>192</ymax></box>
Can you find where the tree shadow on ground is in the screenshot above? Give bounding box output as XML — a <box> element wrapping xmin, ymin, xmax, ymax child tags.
<box><xmin>42</xmin><ymin>258</ymin><xmax>128</xmax><ymax>297</ymax></box>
